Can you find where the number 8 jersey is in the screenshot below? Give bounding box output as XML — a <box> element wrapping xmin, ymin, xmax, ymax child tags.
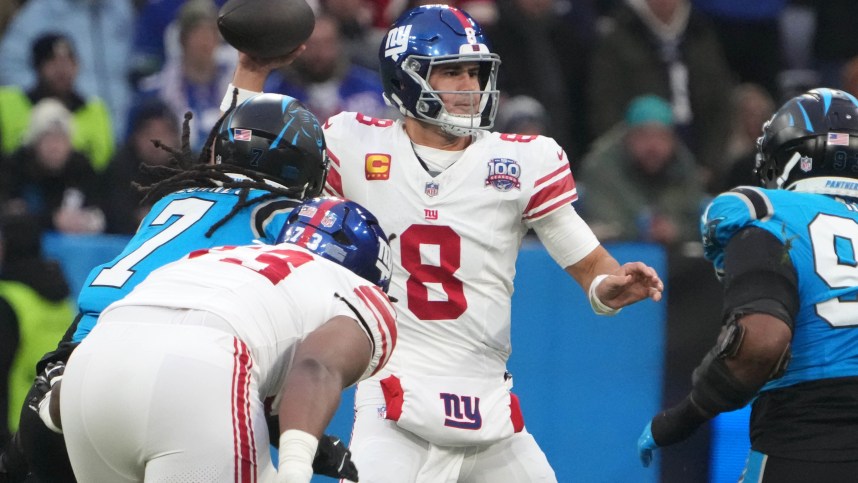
<box><xmin>702</xmin><ymin>187</ymin><xmax>858</xmax><ymax>391</ymax></box>
<box><xmin>323</xmin><ymin>112</ymin><xmax>579</xmax><ymax>378</ymax></box>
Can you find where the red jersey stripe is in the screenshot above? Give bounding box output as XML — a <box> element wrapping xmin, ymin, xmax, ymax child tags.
<box><xmin>524</xmin><ymin>172</ymin><xmax>575</xmax><ymax>216</ymax></box>
<box><xmin>355</xmin><ymin>286</ymin><xmax>397</xmax><ymax>373</ymax></box>
<box><xmin>231</xmin><ymin>338</ymin><xmax>256</xmax><ymax>483</ymax></box>
<box><xmin>324</xmin><ymin>149</ymin><xmax>343</xmax><ymax>197</ymax></box>
<box><xmin>534</xmin><ymin>165</ymin><xmax>570</xmax><ymax>189</ymax></box>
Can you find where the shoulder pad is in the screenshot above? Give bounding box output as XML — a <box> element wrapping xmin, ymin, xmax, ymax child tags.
<box><xmin>701</xmin><ymin>187</ymin><xmax>775</xmax><ymax>276</ymax></box>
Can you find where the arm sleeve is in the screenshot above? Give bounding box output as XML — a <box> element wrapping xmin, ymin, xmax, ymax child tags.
<box><xmin>721</xmin><ymin>226</ymin><xmax>799</xmax><ymax>328</ymax></box>
<box><xmin>530</xmin><ymin>204</ymin><xmax>600</xmax><ymax>268</ymax></box>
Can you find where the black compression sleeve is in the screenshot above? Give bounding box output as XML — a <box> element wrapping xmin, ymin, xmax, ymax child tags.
<box><xmin>722</xmin><ymin>226</ymin><xmax>799</xmax><ymax>329</ymax></box>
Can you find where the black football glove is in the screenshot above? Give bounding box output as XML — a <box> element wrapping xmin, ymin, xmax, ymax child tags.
<box><xmin>27</xmin><ymin>362</ymin><xmax>65</xmax><ymax>414</ymax></box>
<box><xmin>27</xmin><ymin>362</ymin><xmax>65</xmax><ymax>433</ymax></box>
<box><xmin>312</xmin><ymin>434</ymin><xmax>358</xmax><ymax>482</ymax></box>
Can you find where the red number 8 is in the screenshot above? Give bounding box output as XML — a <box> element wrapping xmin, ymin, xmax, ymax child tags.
<box><xmin>400</xmin><ymin>225</ymin><xmax>467</xmax><ymax>320</ymax></box>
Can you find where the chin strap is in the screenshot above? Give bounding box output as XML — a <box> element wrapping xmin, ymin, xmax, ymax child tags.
<box><xmin>775</xmin><ymin>152</ymin><xmax>802</xmax><ymax>188</ymax></box>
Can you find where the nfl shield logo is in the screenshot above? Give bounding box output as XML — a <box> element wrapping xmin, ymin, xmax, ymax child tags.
<box><xmin>800</xmin><ymin>155</ymin><xmax>812</xmax><ymax>172</ymax></box>
<box><xmin>425</xmin><ymin>181</ymin><xmax>439</xmax><ymax>197</ymax></box>
<box><xmin>321</xmin><ymin>211</ymin><xmax>337</xmax><ymax>227</ymax></box>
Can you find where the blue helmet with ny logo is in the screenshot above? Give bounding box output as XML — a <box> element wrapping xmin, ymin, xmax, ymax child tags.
<box><xmin>378</xmin><ymin>4</ymin><xmax>501</xmax><ymax>136</ymax></box>
<box><xmin>277</xmin><ymin>197</ymin><xmax>392</xmax><ymax>292</ymax></box>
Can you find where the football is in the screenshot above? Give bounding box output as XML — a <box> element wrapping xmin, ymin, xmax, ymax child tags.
<box><xmin>217</xmin><ymin>0</ymin><xmax>315</xmax><ymax>58</ymax></box>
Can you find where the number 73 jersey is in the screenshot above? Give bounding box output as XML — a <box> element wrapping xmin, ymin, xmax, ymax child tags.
<box><xmin>323</xmin><ymin>112</ymin><xmax>578</xmax><ymax>377</ymax></box>
<box><xmin>701</xmin><ymin>187</ymin><xmax>858</xmax><ymax>391</ymax></box>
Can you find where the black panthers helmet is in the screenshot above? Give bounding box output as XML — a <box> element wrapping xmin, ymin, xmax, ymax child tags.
<box><xmin>214</xmin><ymin>93</ymin><xmax>328</xmax><ymax>198</ymax></box>
<box><xmin>756</xmin><ymin>87</ymin><xmax>858</xmax><ymax>197</ymax></box>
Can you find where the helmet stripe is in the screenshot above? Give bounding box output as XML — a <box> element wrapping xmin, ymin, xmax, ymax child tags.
<box><xmin>821</xmin><ymin>89</ymin><xmax>832</xmax><ymax>115</ymax></box>
<box><xmin>296</xmin><ymin>198</ymin><xmax>340</xmax><ymax>246</ymax></box>
<box><xmin>796</xmin><ymin>102</ymin><xmax>813</xmax><ymax>131</ymax></box>
<box><xmin>270</xmin><ymin>117</ymin><xmax>296</xmax><ymax>149</ymax></box>
<box><xmin>448</xmin><ymin>7</ymin><xmax>472</xmax><ymax>30</ymax></box>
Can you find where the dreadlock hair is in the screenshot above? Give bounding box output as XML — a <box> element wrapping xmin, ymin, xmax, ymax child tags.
<box><xmin>135</xmin><ymin>89</ymin><xmax>304</xmax><ymax>238</ymax></box>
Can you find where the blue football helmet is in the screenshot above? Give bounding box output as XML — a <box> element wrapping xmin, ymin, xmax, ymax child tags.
<box><xmin>214</xmin><ymin>93</ymin><xmax>328</xmax><ymax>198</ymax></box>
<box><xmin>378</xmin><ymin>4</ymin><xmax>501</xmax><ymax>136</ymax></box>
<box><xmin>277</xmin><ymin>197</ymin><xmax>392</xmax><ymax>292</ymax></box>
<box><xmin>756</xmin><ymin>87</ymin><xmax>858</xmax><ymax>197</ymax></box>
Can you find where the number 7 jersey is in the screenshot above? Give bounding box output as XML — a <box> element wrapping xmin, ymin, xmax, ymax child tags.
<box><xmin>323</xmin><ymin>112</ymin><xmax>578</xmax><ymax>377</ymax></box>
<box><xmin>74</xmin><ymin>186</ymin><xmax>299</xmax><ymax>342</ymax></box>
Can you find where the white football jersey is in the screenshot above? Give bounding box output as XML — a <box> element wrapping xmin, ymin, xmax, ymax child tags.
<box><xmin>324</xmin><ymin>112</ymin><xmax>579</xmax><ymax>378</ymax></box>
<box><xmin>101</xmin><ymin>243</ymin><xmax>397</xmax><ymax>398</ymax></box>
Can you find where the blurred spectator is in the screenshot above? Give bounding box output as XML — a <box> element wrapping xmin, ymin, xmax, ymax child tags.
<box><xmin>0</xmin><ymin>34</ymin><xmax>115</xmax><ymax>172</ymax></box>
<box><xmin>0</xmin><ymin>0</ymin><xmax>25</xmax><ymax>37</ymax></box>
<box><xmin>137</xmin><ymin>0</ymin><xmax>234</xmax><ymax>151</ymax></box>
<box><xmin>366</xmin><ymin>0</ymin><xmax>498</xmax><ymax>30</ymax></box>
<box><xmin>0</xmin><ymin>99</ymin><xmax>105</xmax><ymax>234</ymax></box>
<box><xmin>842</xmin><ymin>56</ymin><xmax>858</xmax><ymax>99</ymax></box>
<box><xmin>716</xmin><ymin>83</ymin><xmax>776</xmax><ymax>192</ymax></box>
<box><xmin>578</xmin><ymin>95</ymin><xmax>706</xmax><ymax>246</ymax></box>
<box><xmin>321</xmin><ymin>0</ymin><xmax>383</xmax><ymax>70</ymax></box>
<box><xmin>587</xmin><ymin>0</ymin><xmax>734</xmax><ymax>188</ymax></box>
<box><xmin>131</xmin><ymin>0</ymin><xmax>229</xmax><ymax>83</ymax></box>
<box><xmin>100</xmin><ymin>100</ymin><xmax>181</xmax><ymax>234</ymax></box>
<box><xmin>495</xmin><ymin>95</ymin><xmax>549</xmax><ymax>136</ymax></box>
<box><xmin>486</xmin><ymin>0</ymin><xmax>595</xmax><ymax>161</ymax></box>
<box><xmin>809</xmin><ymin>0</ymin><xmax>858</xmax><ymax>91</ymax></box>
<box><xmin>691</xmin><ymin>0</ymin><xmax>787</xmax><ymax>99</ymax></box>
<box><xmin>778</xmin><ymin>1</ymin><xmax>816</xmax><ymax>93</ymax></box>
<box><xmin>0</xmin><ymin>213</ymin><xmax>73</xmax><ymax>444</ymax></box>
<box><xmin>0</xmin><ymin>0</ymin><xmax>134</xmax><ymax>140</ymax></box>
<box><xmin>264</xmin><ymin>14</ymin><xmax>392</xmax><ymax>122</ymax></box>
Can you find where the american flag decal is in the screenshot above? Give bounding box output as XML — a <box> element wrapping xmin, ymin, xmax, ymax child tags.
<box><xmin>828</xmin><ymin>132</ymin><xmax>850</xmax><ymax>146</ymax></box>
<box><xmin>234</xmin><ymin>128</ymin><xmax>252</xmax><ymax>141</ymax></box>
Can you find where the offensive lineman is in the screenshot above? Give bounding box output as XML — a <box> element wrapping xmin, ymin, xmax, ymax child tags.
<box><xmin>0</xmin><ymin>93</ymin><xmax>346</xmax><ymax>482</ymax></box>
<box><xmin>60</xmin><ymin>197</ymin><xmax>396</xmax><ymax>483</ymax></box>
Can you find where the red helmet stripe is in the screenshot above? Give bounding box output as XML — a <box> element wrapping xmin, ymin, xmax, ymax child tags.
<box><xmin>448</xmin><ymin>7</ymin><xmax>472</xmax><ymax>30</ymax></box>
<box><xmin>297</xmin><ymin>198</ymin><xmax>340</xmax><ymax>246</ymax></box>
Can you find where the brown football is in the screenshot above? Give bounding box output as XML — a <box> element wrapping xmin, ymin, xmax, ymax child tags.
<box><xmin>217</xmin><ymin>0</ymin><xmax>315</xmax><ymax>58</ymax></box>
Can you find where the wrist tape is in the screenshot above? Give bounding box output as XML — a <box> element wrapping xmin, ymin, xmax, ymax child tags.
<box><xmin>278</xmin><ymin>429</ymin><xmax>318</xmax><ymax>483</ymax></box>
<box><xmin>38</xmin><ymin>390</ymin><xmax>62</xmax><ymax>434</ymax></box>
<box><xmin>589</xmin><ymin>274</ymin><xmax>620</xmax><ymax>316</ymax></box>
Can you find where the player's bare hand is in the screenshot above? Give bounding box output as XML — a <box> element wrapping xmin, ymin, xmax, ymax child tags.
<box><xmin>598</xmin><ymin>262</ymin><xmax>664</xmax><ymax>308</ymax></box>
<box><xmin>233</xmin><ymin>46</ymin><xmax>307</xmax><ymax>91</ymax></box>
<box><xmin>238</xmin><ymin>46</ymin><xmax>305</xmax><ymax>75</ymax></box>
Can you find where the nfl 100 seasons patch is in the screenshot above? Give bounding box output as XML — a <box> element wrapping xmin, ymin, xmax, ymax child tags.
<box><xmin>485</xmin><ymin>158</ymin><xmax>521</xmax><ymax>192</ymax></box>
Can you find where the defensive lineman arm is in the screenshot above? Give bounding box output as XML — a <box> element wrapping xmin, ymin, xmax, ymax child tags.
<box><xmin>645</xmin><ymin>226</ymin><xmax>796</xmax><ymax>451</ymax></box>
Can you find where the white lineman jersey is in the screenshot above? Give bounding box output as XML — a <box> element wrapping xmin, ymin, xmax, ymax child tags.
<box><xmin>101</xmin><ymin>243</ymin><xmax>397</xmax><ymax>397</ymax></box>
<box><xmin>324</xmin><ymin>112</ymin><xmax>577</xmax><ymax>377</ymax></box>
<box><xmin>62</xmin><ymin>243</ymin><xmax>396</xmax><ymax>482</ymax></box>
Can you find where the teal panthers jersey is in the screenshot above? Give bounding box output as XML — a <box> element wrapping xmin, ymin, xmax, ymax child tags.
<box><xmin>701</xmin><ymin>187</ymin><xmax>858</xmax><ymax>392</ymax></box>
<box><xmin>74</xmin><ymin>187</ymin><xmax>299</xmax><ymax>341</ymax></box>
